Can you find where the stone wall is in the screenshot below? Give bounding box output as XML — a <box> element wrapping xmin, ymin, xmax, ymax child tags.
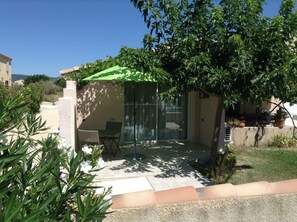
<box><xmin>105</xmin><ymin>179</ymin><xmax>297</xmax><ymax>222</ymax></box>
<box><xmin>232</xmin><ymin>126</ymin><xmax>294</xmax><ymax>147</ymax></box>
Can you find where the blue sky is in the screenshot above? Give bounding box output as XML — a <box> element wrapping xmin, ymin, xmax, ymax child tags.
<box><xmin>0</xmin><ymin>0</ymin><xmax>293</xmax><ymax>77</ymax></box>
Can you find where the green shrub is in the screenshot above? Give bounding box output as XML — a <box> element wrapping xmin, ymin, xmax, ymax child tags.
<box><xmin>214</xmin><ymin>145</ymin><xmax>237</xmax><ymax>184</ymax></box>
<box><xmin>54</xmin><ymin>77</ymin><xmax>66</xmax><ymax>89</ymax></box>
<box><xmin>269</xmin><ymin>134</ymin><xmax>297</xmax><ymax>148</ymax></box>
<box><xmin>25</xmin><ymin>83</ymin><xmax>44</xmax><ymax>113</ymax></box>
<box><xmin>43</xmin><ymin>94</ymin><xmax>59</xmax><ymax>104</ymax></box>
<box><xmin>0</xmin><ymin>84</ymin><xmax>42</xmax><ymax>113</ymax></box>
<box><xmin>0</xmin><ymin>83</ymin><xmax>23</xmax><ymax>101</ymax></box>
<box><xmin>10</xmin><ymin>81</ymin><xmax>62</xmax><ymax>112</ymax></box>
<box><xmin>1</xmin><ymin>80</ymin><xmax>62</xmax><ymax>114</ymax></box>
<box><xmin>0</xmin><ymin>93</ymin><xmax>111</xmax><ymax>221</ymax></box>
<box><xmin>192</xmin><ymin>144</ymin><xmax>236</xmax><ymax>184</ymax></box>
<box><xmin>24</xmin><ymin>74</ymin><xmax>50</xmax><ymax>86</ymax></box>
<box><xmin>34</xmin><ymin>81</ymin><xmax>62</xmax><ymax>104</ymax></box>
<box><xmin>40</xmin><ymin>81</ymin><xmax>61</xmax><ymax>95</ymax></box>
<box><xmin>29</xmin><ymin>80</ymin><xmax>63</xmax><ymax>106</ymax></box>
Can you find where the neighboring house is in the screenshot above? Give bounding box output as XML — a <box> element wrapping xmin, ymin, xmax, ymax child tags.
<box><xmin>14</xmin><ymin>79</ymin><xmax>24</xmax><ymax>86</ymax></box>
<box><xmin>0</xmin><ymin>53</ymin><xmax>12</xmax><ymax>86</ymax></box>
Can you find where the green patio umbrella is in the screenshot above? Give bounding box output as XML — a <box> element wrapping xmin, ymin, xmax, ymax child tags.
<box><xmin>83</xmin><ymin>65</ymin><xmax>156</xmax><ymax>160</ymax></box>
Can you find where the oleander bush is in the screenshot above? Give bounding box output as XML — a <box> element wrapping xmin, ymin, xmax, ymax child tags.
<box><xmin>0</xmin><ymin>93</ymin><xmax>111</xmax><ymax>221</ymax></box>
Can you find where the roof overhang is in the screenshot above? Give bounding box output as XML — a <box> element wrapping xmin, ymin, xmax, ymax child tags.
<box><xmin>59</xmin><ymin>66</ymin><xmax>82</xmax><ymax>75</ymax></box>
<box><xmin>0</xmin><ymin>54</ymin><xmax>12</xmax><ymax>61</ymax></box>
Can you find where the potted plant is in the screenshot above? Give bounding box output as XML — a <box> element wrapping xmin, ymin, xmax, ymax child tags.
<box><xmin>274</xmin><ymin>108</ymin><xmax>287</xmax><ymax>128</ymax></box>
<box><xmin>237</xmin><ymin>115</ymin><xmax>245</xmax><ymax>128</ymax></box>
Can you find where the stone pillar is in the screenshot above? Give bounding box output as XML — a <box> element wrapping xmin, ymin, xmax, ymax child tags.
<box><xmin>58</xmin><ymin>81</ymin><xmax>77</xmax><ymax>148</ymax></box>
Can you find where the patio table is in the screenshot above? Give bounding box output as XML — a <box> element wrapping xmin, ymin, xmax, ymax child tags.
<box><xmin>99</xmin><ymin>129</ymin><xmax>121</xmax><ymax>156</ymax></box>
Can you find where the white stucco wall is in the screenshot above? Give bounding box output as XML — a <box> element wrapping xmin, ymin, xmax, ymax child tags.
<box><xmin>58</xmin><ymin>81</ymin><xmax>77</xmax><ymax>148</ymax></box>
<box><xmin>76</xmin><ymin>82</ymin><xmax>124</xmax><ymax>132</ymax></box>
<box><xmin>188</xmin><ymin>91</ymin><xmax>220</xmax><ymax>148</ymax></box>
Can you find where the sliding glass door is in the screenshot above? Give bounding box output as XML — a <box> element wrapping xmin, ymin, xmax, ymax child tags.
<box><xmin>123</xmin><ymin>83</ymin><xmax>187</xmax><ymax>142</ymax></box>
<box><xmin>123</xmin><ymin>83</ymin><xmax>157</xmax><ymax>142</ymax></box>
<box><xmin>157</xmin><ymin>88</ymin><xmax>187</xmax><ymax>140</ymax></box>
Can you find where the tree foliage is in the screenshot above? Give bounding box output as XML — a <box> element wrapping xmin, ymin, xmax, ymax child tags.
<box><xmin>24</xmin><ymin>74</ymin><xmax>51</xmax><ymax>86</ymax></box>
<box><xmin>64</xmin><ymin>57</ymin><xmax>118</xmax><ymax>90</ymax></box>
<box><xmin>54</xmin><ymin>77</ymin><xmax>67</xmax><ymax>89</ymax></box>
<box><xmin>130</xmin><ymin>0</ymin><xmax>297</xmax><ymax>177</ymax></box>
<box><xmin>64</xmin><ymin>47</ymin><xmax>165</xmax><ymax>90</ymax></box>
<box><xmin>131</xmin><ymin>0</ymin><xmax>297</xmax><ymax>107</ymax></box>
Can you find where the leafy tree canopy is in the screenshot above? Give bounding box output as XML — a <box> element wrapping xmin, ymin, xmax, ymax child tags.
<box><xmin>24</xmin><ymin>74</ymin><xmax>50</xmax><ymax>86</ymax></box>
<box><xmin>130</xmin><ymin>0</ymin><xmax>297</xmax><ymax>107</ymax></box>
<box><xmin>65</xmin><ymin>47</ymin><xmax>162</xmax><ymax>90</ymax></box>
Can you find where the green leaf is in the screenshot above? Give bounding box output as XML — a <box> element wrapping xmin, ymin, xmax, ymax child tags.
<box><xmin>21</xmin><ymin>193</ymin><xmax>57</xmax><ymax>222</ymax></box>
<box><xmin>76</xmin><ymin>191</ymin><xmax>85</xmax><ymax>217</ymax></box>
<box><xmin>5</xmin><ymin>190</ymin><xmax>22</xmax><ymax>221</ymax></box>
<box><xmin>0</xmin><ymin>167</ymin><xmax>20</xmax><ymax>181</ymax></box>
<box><xmin>0</xmin><ymin>145</ymin><xmax>9</xmax><ymax>152</ymax></box>
<box><xmin>0</xmin><ymin>154</ymin><xmax>23</xmax><ymax>164</ymax></box>
<box><xmin>27</xmin><ymin>160</ymin><xmax>53</xmax><ymax>185</ymax></box>
<box><xmin>20</xmin><ymin>210</ymin><xmax>43</xmax><ymax>222</ymax></box>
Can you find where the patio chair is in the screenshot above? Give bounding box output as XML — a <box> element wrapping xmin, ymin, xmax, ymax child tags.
<box><xmin>77</xmin><ymin>129</ymin><xmax>101</xmax><ymax>149</ymax></box>
<box><xmin>100</xmin><ymin>121</ymin><xmax>122</xmax><ymax>156</ymax></box>
<box><xmin>77</xmin><ymin>129</ymin><xmax>106</xmax><ymax>168</ymax></box>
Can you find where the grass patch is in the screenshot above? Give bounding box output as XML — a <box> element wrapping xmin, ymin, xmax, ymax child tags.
<box><xmin>228</xmin><ymin>147</ymin><xmax>297</xmax><ymax>185</ymax></box>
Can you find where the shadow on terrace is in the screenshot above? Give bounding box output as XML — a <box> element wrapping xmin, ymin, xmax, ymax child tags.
<box><xmin>94</xmin><ymin>141</ymin><xmax>211</xmax><ymax>189</ymax></box>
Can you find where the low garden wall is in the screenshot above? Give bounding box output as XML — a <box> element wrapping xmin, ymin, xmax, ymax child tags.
<box><xmin>232</xmin><ymin>126</ymin><xmax>295</xmax><ymax>147</ymax></box>
<box><xmin>105</xmin><ymin>179</ymin><xmax>297</xmax><ymax>222</ymax></box>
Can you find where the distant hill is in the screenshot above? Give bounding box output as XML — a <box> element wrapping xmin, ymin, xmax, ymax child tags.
<box><xmin>12</xmin><ymin>74</ymin><xmax>29</xmax><ymax>82</ymax></box>
<box><xmin>12</xmin><ymin>74</ymin><xmax>57</xmax><ymax>82</ymax></box>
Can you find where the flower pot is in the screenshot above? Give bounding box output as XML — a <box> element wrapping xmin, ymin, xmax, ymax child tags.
<box><xmin>237</xmin><ymin>121</ymin><xmax>245</xmax><ymax>128</ymax></box>
<box><xmin>275</xmin><ymin>118</ymin><xmax>285</xmax><ymax>128</ymax></box>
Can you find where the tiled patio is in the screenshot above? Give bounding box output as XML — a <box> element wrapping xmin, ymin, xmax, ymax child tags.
<box><xmin>93</xmin><ymin>141</ymin><xmax>211</xmax><ymax>195</ymax></box>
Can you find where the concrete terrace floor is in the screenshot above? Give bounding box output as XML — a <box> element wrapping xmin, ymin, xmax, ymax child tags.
<box><xmin>93</xmin><ymin>141</ymin><xmax>211</xmax><ymax>196</ymax></box>
<box><xmin>36</xmin><ymin>100</ymin><xmax>297</xmax><ymax>211</ymax></box>
<box><xmin>35</xmin><ymin>102</ymin><xmax>211</xmax><ymax>196</ymax></box>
